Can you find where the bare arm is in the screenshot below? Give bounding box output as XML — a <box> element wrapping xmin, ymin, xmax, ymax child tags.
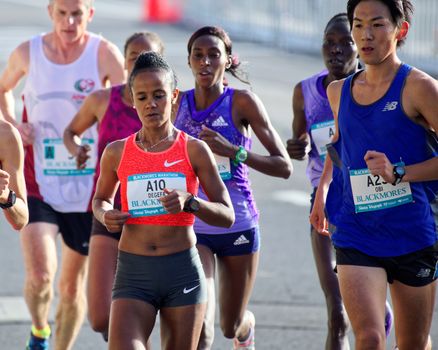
<box><xmin>0</xmin><ymin>121</ymin><xmax>28</xmax><ymax>230</ymax></box>
<box><xmin>309</xmin><ymin>80</ymin><xmax>343</xmax><ymax>235</ymax></box>
<box><xmin>92</xmin><ymin>140</ymin><xmax>130</xmax><ymax>232</ymax></box>
<box><xmin>364</xmin><ymin>70</ymin><xmax>438</xmax><ymax>183</ymax></box>
<box><xmin>159</xmin><ymin>138</ymin><xmax>235</xmax><ymax>228</ymax></box>
<box><xmin>0</xmin><ymin>42</ymin><xmax>29</xmax><ymax>125</ymax></box>
<box><xmin>63</xmin><ymin>89</ymin><xmax>109</xmax><ymax>168</ymax></box>
<box><xmin>98</xmin><ymin>39</ymin><xmax>125</xmax><ymax>87</ymax></box>
<box><xmin>200</xmin><ymin>90</ymin><xmax>292</xmax><ymax>179</ymax></box>
<box><xmin>286</xmin><ymin>82</ymin><xmax>310</xmax><ymax>160</ymax></box>
<box><xmin>188</xmin><ymin>139</ymin><xmax>234</xmax><ymax>227</ymax></box>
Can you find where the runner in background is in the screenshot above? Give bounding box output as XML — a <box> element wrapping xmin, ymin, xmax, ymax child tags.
<box><xmin>310</xmin><ymin>1</ymin><xmax>438</xmax><ymax>349</ymax></box>
<box><xmin>93</xmin><ymin>50</ymin><xmax>234</xmax><ymax>350</ymax></box>
<box><xmin>63</xmin><ymin>31</ymin><xmax>164</xmax><ymax>345</ymax></box>
<box><xmin>0</xmin><ymin>0</ymin><xmax>125</xmax><ymax>349</ymax></box>
<box><xmin>286</xmin><ymin>12</ymin><xmax>394</xmax><ymax>349</ymax></box>
<box><xmin>174</xmin><ymin>26</ymin><xmax>292</xmax><ymax>350</ymax></box>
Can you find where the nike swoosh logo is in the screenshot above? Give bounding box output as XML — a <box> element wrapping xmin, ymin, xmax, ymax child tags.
<box><xmin>183</xmin><ymin>285</ymin><xmax>200</xmax><ymax>294</ymax></box>
<box><xmin>164</xmin><ymin>159</ymin><xmax>184</xmax><ymax>167</ymax></box>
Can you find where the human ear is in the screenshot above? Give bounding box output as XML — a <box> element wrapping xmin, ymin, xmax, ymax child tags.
<box><xmin>396</xmin><ymin>21</ymin><xmax>409</xmax><ymax>41</ymax></box>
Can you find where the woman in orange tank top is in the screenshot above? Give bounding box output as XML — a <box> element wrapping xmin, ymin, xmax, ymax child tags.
<box><xmin>92</xmin><ymin>51</ymin><xmax>234</xmax><ymax>350</ymax></box>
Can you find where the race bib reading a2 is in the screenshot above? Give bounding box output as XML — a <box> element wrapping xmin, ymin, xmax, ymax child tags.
<box><xmin>127</xmin><ymin>172</ymin><xmax>187</xmax><ymax>217</ymax></box>
<box><xmin>349</xmin><ymin>165</ymin><xmax>413</xmax><ymax>213</ymax></box>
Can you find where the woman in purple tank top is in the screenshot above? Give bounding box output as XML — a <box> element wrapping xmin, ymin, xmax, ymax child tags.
<box><xmin>174</xmin><ymin>26</ymin><xmax>292</xmax><ymax>349</ymax></box>
<box><xmin>63</xmin><ymin>32</ymin><xmax>164</xmax><ymax>345</ymax></box>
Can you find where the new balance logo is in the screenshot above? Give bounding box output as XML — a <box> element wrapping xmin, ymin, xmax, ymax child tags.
<box><xmin>382</xmin><ymin>101</ymin><xmax>398</xmax><ymax>112</ymax></box>
<box><xmin>211</xmin><ymin>116</ymin><xmax>229</xmax><ymax>127</ymax></box>
<box><xmin>233</xmin><ymin>234</ymin><xmax>250</xmax><ymax>246</ymax></box>
<box><xmin>416</xmin><ymin>268</ymin><xmax>431</xmax><ymax>278</ymax></box>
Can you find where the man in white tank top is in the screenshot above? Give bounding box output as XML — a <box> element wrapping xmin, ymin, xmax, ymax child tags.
<box><xmin>0</xmin><ymin>1</ymin><xmax>125</xmax><ymax>349</ymax></box>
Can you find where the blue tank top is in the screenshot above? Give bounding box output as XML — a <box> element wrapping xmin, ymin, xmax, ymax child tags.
<box><xmin>302</xmin><ymin>70</ymin><xmax>335</xmax><ymax>187</ymax></box>
<box><xmin>326</xmin><ymin>63</ymin><xmax>437</xmax><ymax>257</ymax></box>
<box><xmin>174</xmin><ymin>87</ymin><xmax>259</xmax><ymax>234</ymax></box>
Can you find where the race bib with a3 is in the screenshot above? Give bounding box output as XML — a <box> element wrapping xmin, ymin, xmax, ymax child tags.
<box><xmin>127</xmin><ymin>172</ymin><xmax>187</xmax><ymax>217</ymax></box>
<box><xmin>310</xmin><ymin>120</ymin><xmax>335</xmax><ymax>161</ymax></box>
<box><xmin>349</xmin><ymin>164</ymin><xmax>413</xmax><ymax>213</ymax></box>
<box><xmin>214</xmin><ymin>154</ymin><xmax>231</xmax><ymax>180</ymax></box>
<box><xmin>43</xmin><ymin>138</ymin><xmax>96</xmax><ymax>176</ymax></box>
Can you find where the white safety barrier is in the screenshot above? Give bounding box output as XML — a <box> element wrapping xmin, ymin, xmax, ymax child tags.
<box><xmin>179</xmin><ymin>0</ymin><xmax>438</xmax><ymax>76</ymax></box>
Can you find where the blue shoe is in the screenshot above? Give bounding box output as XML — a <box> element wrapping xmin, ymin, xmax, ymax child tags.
<box><xmin>384</xmin><ymin>300</ymin><xmax>394</xmax><ymax>338</ymax></box>
<box><xmin>26</xmin><ymin>333</ymin><xmax>49</xmax><ymax>350</ymax></box>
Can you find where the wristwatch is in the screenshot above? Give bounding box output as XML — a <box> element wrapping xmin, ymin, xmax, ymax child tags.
<box><xmin>183</xmin><ymin>194</ymin><xmax>200</xmax><ymax>213</ymax></box>
<box><xmin>392</xmin><ymin>165</ymin><xmax>406</xmax><ymax>186</ymax></box>
<box><xmin>0</xmin><ymin>189</ymin><xmax>16</xmax><ymax>209</ymax></box>
<box><xmin>233</xmin><ymin>146</ymin><xmax>248</xmax><ymax>166</ymax></box>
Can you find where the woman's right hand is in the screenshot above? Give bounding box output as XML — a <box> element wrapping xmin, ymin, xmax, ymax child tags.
<box><xmin>309</xmin><ymin>194</ymin><xmax>329</xmax><ymax>236</ymax></box>
<box><xmin>102</xmin><ymin>209</ymin><xmax>130</xmax><ymax>233</ymax></box>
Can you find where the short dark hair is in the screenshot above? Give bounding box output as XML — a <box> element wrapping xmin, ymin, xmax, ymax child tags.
<box><xmin>347</xmin><ymin>0</ymin><xmax>413</xmax><ymax>47</ymax></box>
<box><xmin>128</xmin><ymin>51</ymin><xmax>177</xmax><ymax>92</ymax></box>
<box><xmin>123</xmin><ymin>32</ymin><xmax>165</xmax><ymax>56</ymax></box>
<box><xmin>324</xmin><ymin>13</ymin><xmax>350</xmax><ymax>33</ymax></box>
<box><xmin>187</xmin><ymin>26</ymin><xmax>249</xmax><ymax>85</ymax></box>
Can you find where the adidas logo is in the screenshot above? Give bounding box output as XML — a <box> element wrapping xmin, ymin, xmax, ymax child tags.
<box><xmin>211</xmin><ymin>116</ymin><xmax>229</xmax><ymax>127</ymax></box>
<box><xmin>233</xmin><ymin>234</ymin><xmax>250</xmax><ymax>246</ymax></box>
<box><xmin>382</xmin><ymin>101</ymin><xmax>398</xmax><ymax>112</ymax></box>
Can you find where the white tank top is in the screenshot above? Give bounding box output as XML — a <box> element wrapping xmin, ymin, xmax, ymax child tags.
<box><xmin>22</xmin><ymin>33</ymin><xmax>102</xmax><ymax>212</ymax></box>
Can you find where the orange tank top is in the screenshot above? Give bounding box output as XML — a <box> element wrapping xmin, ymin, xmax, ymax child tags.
<box><xmin>117</xmin><ymin>130</ymin><xmax>198</xmax><ymax>226</ymax></box>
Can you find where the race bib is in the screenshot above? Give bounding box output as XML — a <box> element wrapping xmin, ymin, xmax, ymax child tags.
<box><xmin>42</xmin><ymin>138</ymin><xmax>96</xmax><ymax>176</ymax></box>
<box><xmin>127</xmin><ymin>172</ymin><xmax>187</xmax><ymax>217</ymax></box>
<box><xmin>349</xmin><ymin>165</ymin><xmax>413</xmax><ymax>213</ymax></box>
<box><xmin>310</xmin><ymin>120</ymin><xmax>335</xmax><ymax>161</ymax></box>
<box><xmin>214</xmin><ymin>154</ymin><xmax>231</xmax><ymax>180</ymax></box>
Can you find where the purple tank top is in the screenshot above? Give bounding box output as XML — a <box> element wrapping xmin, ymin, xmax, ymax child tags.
<box><xmin>92</xmin><ymin>85</ymin><xmax>142</xmax><ymax>209</ymax></box>
<box><xmin>174</xmin><ymin>87</ymin><xmax>259</xmax><ymax>234</ymax></box>
<box><xmin>302</xmin><ymin>70</ymin><xmax>335</xmax><ymax>187</ymax></box>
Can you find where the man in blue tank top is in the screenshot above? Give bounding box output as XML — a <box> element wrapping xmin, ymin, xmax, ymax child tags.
<box><xmin>310</xmin><ymin>1</ymin><xmax>438</xmax><ymax>349</ymax></box>
<box><xmin>0</xmin><ymin>1</ymin><xmax>125</xmax><ymax>349</ymax></box>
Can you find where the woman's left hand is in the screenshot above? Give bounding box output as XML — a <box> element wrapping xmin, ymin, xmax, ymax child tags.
<box><xmin>364</xmin><ymin>150</ymin><xmax>395</xmax><ymax>184</ymax></box>
<box><xmin>159</xmin><ymin>188</ymin><xmax>191</xmax><ymax>214</ymax></box>
<box><xmin>199</xmin><ymin>125</ymin><xmax>235</xmax><ymax>158</ymax></box>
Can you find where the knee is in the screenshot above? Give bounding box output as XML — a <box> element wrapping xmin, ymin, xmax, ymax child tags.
<box><xmin>27</xmin><ymin>270</ymin><xmax>53</xmax><ymax>294</ymax></box>
<box><xmin>327</xmin><ymin>307</ymin><xmax>349</xmax><ymax>336</ymax></box>
<box><xmin>88</xmin><ymin>311</ymin><xmax>109</xmax><ymax>334</ymax></box>
<box><xmin>220</xmin><ymin>317</ymin><xmax>241</xmax><ymax>339</ymax></box>
<box><xmin>58</xmin><ymin>280</ymin><xmax>85</xmax><ymax>304</ymax></box>
<box><xmin>355</xmin><ymin>328</ymin><xmax>385</xmax><ymax>349</ymax></box>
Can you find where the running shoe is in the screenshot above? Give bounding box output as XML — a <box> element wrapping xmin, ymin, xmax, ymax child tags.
<box><xmin>385</xmin><ymin>300</ymin><xmax>394</xmax><ymax>338</ymax></box>
<box><xmin>26</xmin><ymin>333</ymin><xmax>49</xmax><ymax>350</ymax></box>
<box><xmin>232</xmin><ymin>310</ymin><xmax>255</xmax><ymax>350</ymax></box>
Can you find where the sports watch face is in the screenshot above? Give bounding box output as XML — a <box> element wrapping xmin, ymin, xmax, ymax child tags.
<box><xmin>395</xmin><ymin>166</ymin><xmax>405</xmax><ymax>177</ymax></box>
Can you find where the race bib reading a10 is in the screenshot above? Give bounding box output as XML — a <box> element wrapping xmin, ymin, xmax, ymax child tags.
<box><xmin>349</xmin><ymin>165</ymin><xmax>413</xmax><ymax>213</ymax></box>
<box><xmin>127</xmin><ymin>172</ymin><xmax>187</xmax><ymax>217</ymax></box>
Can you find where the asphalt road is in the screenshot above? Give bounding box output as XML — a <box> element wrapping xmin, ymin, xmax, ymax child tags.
<box><xmin>0</xmin><ymin>1</ymin><xmax>436</xmax><ymax>349</ymax></box>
